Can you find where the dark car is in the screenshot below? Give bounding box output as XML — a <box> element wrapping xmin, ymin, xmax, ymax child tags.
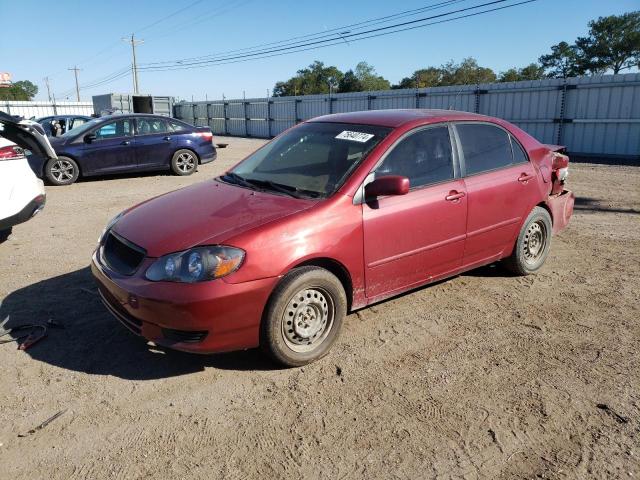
<box><xmin>36</xmin><ymin>115</ymin><xmax>92</xmax><ymax>137</ymax></box>
<box><xmin>92</xmin><ymin>109</ymin><xmax>574</xmax><ymax>366</ymax></box>
<box><xmin>30</xmin><ymin>114</ymin><xmax>216</xmax><ymax>185</ymax></box>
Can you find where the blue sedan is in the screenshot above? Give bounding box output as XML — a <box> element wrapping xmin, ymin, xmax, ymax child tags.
<box><xmin>30</xmin><ymin>114</ymin><xmax>216</xmax><ymax>185</ymax></box>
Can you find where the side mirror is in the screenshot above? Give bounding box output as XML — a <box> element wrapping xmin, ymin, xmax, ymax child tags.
<box><xmin>84</xmin><ymin>133</ymin><xmax>96</xmax><ymax>143</ymax></box>
<box><xmin>364</xmin><ymin>175</ymin><xmax>410</xmax><ymax>198</ymax></box>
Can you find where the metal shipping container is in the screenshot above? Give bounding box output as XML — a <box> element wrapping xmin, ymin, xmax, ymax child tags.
<box><xmin>92</xmin><ymin>94</ymin><xmax>174</xmax><ymax>117</ymax></box>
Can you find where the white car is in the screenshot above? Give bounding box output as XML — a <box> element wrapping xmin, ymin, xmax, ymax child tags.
<box><xmin>0</xmin><ymin>113</ymin><xmax>56</xmax><ymax>241</ymax></box>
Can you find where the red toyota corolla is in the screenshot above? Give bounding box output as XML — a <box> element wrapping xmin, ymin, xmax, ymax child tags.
<box><xmin>92</xmin><ymin>109</ymin><xmax>574</xmax><ymax>366</ymax></box>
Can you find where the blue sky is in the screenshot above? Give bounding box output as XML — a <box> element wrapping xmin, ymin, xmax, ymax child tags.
<box><xmin>0</xmin><ymin>0</ymin><xmax>637</xmax><ymax>101</ymax></box>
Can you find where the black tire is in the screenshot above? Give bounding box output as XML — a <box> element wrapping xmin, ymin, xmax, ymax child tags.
<box><xmin>502</xmin><ymin>206</ymin><xmax>552</xmax><ymax>275</ymax></box>
<box><xmin>261</xmin><ymin>266</ymin><xmax>347</xmax><ymax>367</ymax></box>
<box><xmin>45</xmin><ymin>156</ymin><xmax>79</xmax><ymax>186</ymax></box>
<box><xmin>0</xmin><ymin>227</ymin><xmax>12</xmax><ymax>243</ymax></box>
<box><xmin>171</xmin><ymin>149</ymin><xmax>198</xmax><ymax>176</ymax></box>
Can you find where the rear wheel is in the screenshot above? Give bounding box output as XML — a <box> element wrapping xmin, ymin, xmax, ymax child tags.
<box><xmin>502</xmin><ymin>206</ymin><xmax>552</xmax><ymax>275</ymax></box>
<box><xmin>171</xmin><ymin>149</ymin><xmax>197</xmax><ymax>176</ymax></box>
<box><xmin>261</xmin><ymin>266</ymin><xmax>346</xmax><ymax>367</ymax></box>
<box><xmin>45</xmin><ymin>156</ymin><xmax>79</xmax><ymax>186</ymax></box>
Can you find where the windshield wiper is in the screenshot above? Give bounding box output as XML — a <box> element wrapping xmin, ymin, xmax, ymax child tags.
<box><xmin>245</xmin><ymin>179</ymin><xmax>322</xmax><ymax>199</ymax></box>
<box><xmin>220</xmin><ymin>172</ymin><xmax>260</xmax><ymax>191</ymax></box>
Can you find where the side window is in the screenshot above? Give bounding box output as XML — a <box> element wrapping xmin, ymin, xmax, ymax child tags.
<box><xmin>137</xmin><ymin>118</ymin><xmax>168</xmax><ymax>135</ymax></box>
<box><xmin>71</xmin><ymin>117</ymin><xmax>87</xmax><ymax>129</ymax></box>
<box><xmin>94</xmin><ymin>120</ymin><xmax>131</xmax><ymax>140</ymax></box>
<box><xmin>510</xmin><ymin>136</ymin><xmax>528</xmax><ymax>164</ymax></box>
<box><xmin>457</xmin><ymin>124</ymin><xmax>513</xmax><ymax>175</ymax></box>
<box><xmin>167</xmin><ymin>120</ymin><xmax>188</xmax><ymax>132</ymax></box>
<box><xmin>376</xmin><ymin>126</ymin><xmax>454</xmax><ymax>188</ymax></box>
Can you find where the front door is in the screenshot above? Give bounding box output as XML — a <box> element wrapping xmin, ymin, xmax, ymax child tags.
<box><xmin>454</xmin><ymin>122</ymin><xmax>539</xmax><ymax>267</ymax></box>
<box><xmin>79</xmin><ymin>118</ymin><xmax>136</xmax><ymax>175</ymax></box>
<box><xmin>363</xmin><ymin>125</ymin><xmax>467</xmax><ymax>299</ymax></box>
<box><xmin>134</xmin><ymin>117</ymin><xmax>173</xmax><ymax>169</ymax></box>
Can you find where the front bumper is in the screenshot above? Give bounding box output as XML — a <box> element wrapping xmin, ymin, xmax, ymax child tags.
<box><xmin>547</xmin><ymin>189</ymin><xmax>574</xmax><ymax>234</ymax></box>
<box><xmin>91</xmin><ymin>251</ymin><xmax>277</xmax><ymax>354</ymax></box>
<box><xmin>0</xmin><ymin>193</ymin><xmax>46</xmax><ymax>231</ymax></box>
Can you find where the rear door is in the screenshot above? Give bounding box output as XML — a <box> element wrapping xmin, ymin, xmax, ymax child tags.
<box><xmin>133</xmin><ymin>117</ymin><xmax>173</xmax><ymax>169</ymax></box>
<box><xmin>454</xmin><ymin>122</ymin><xmax>539</xmax><ymax>268</ymax></box>
<box><xmin>78</xmin><ymin>118</ymin><xmax>136</xmax><ymax>175</ymax></box>
<box><xmin>362</xmin><ymin>124</ymin><xmax>467</xmax><ymax>298</ymax></box>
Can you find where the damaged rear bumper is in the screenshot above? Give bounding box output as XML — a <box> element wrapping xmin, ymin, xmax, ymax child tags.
<box><xmin>547</xmin><ymin>189</ymin><xmax>574</xmax><ymax>234</ymax></box>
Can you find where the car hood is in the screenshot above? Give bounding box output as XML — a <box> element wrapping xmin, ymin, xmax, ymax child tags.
<box><xmin>112</xmin><ymin>179</ymin><xmax>318</xmax><ymax>257</ymax></box>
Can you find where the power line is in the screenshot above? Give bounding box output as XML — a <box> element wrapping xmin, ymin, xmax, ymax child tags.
<box><xmin>138</xmin><ymin>0</ymin><xmax>536</xmax><ymax>72</ymax></box>
<box><xmin>142</xmin><ymin>0</ymin><xmax>468</xmax><ymax>66</ymax></box>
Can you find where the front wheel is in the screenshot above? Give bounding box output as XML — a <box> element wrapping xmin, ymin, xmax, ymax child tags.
<box><xmin>171</xmin><ymin>149</ymin><xmax>197</xmax><ymax>176</ymax></box>
<box><xmin>261</xmin><ymin>266</ymin><xmax>347</xmax><ymax>367</ymax></box>
<box><xmin>502</xmin><ymin>206</ymin><xmax>552</xmax><ymax>275</ymax></box>
<box><xmin>45</xmin><ymin>156</ymin><xmax>79</xmax><ymax>186</ymax></box>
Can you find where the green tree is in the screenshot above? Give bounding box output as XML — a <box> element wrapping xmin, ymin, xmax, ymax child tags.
<box><xmin>273</xmin><ymin>61</ymin><xmax>344</xmax><ymax>96</ymax></box>
<box><xmin>575</xmin><ymin>11</ymin><xmax>640</xmax><ymax>74</ymax></box>
<box><xmin>439</xmin><ymin>58</ymin><xmax>497</xmax><ymax>85</ymax></box>
<box><xmin>393</xmin><ymin>67</ymin><xmax>441</xmax><ymax>89</ymax></box>
<box><xmin>539</xmin><ymin>41</ymin><xmax>583</xmax><ymax>78</ymax></box>
<box><xmin>499</xmin><ymin>63</ymin><xmax>545</xmax><ymax>82</ymax></box>
<box><xmin>0</xmin><ymin>80</ymin><xmax>39</xmax><ymax>100</ymax></box>
<box><xmin>338</xmin><ymin>70</ymin><xmax>363</xmax><ymax>93</ymax></box>
<box><xmin>353</xmin><ymin>61</ymin><xmax>390</xmax><ymax>91</ymax></box>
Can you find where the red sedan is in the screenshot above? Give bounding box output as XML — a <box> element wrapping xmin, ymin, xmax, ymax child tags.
<box><xmin>92</xmin><ymin>109</ymin><xmax>574</xmax><ymax>366</ymax></box>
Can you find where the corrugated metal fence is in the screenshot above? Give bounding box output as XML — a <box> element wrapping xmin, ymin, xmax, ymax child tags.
<box><xmin>175</xmin><ymin>73</ymin><xmax>640</xmax><ymax>159</ymax></box>
<box><xmin>1</xmin><ymin>101</ymin><xmax>94</xmax><ymax>119</ymax></box>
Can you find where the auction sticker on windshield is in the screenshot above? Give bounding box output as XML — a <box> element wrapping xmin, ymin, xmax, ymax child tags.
<box><xmin>335</xmin><ymin>131</ymin><xmax>375</xmax><ymax>143</ymax></box>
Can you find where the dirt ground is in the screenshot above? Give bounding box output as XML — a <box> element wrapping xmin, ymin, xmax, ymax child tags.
<box><xmin>0</xmin><ymin>137</ymin><xmax>638</xmax><ymax>479</ymax></box>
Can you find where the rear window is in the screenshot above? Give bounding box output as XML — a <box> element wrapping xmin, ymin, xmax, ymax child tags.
<box><xmin>456</xmin><ymin>123</ymin><xmax>513</xmax><ymax>175</ymax></box>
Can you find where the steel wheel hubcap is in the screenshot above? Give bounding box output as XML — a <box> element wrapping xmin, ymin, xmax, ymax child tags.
<box><xmin>523</xmin><ymin>221</ymin><xmax>547</xmax><ymax>264</ymax></box>
<box><xmin>176</xmin><ymin>153</ymin><xmax>195</xmax><ymax>172</ymax></box>
<box><xmin>282</xmin><ymin>287</ymin><xmax>334</xmax><ymax>353</ymax></box>
<box><xmin>51</xmin><ymin>160</ymin><xmax>74</xmax><ymax>181</ymax></box>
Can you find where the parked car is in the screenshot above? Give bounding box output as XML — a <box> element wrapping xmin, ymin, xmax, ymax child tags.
<box><xmin>29</xmin><ymin>114</ymin><xmax>216</xmax><ymax>185</ymax></box>
<box><xmin>92</xmin><ymin>109</ymin><xmax>574</xmax><ymax>366</ymax></box>
<box><xmin>36</xmin><ymin>115</ymin><xmax>92</xmax><ymax>137</ymax></box>
<box><xmin>0</xmin><ymin>112</ymin><xmax>56</xmax><ymax>241</ymax></box>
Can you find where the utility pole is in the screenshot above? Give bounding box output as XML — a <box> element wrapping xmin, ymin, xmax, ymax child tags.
<box><xmin>68</xmin><ymin>66</ymin><xmax>81</xmax><ymax>101</ymax></box>
<box><xmin>122</xmin><ymin>34</ymin><xmax>144</xmax><ymax>94</ymax></box>
<box><xmin>43</xmin><ymin>76</ymin><xmax>52</xmax><ymax>103</ymax></box>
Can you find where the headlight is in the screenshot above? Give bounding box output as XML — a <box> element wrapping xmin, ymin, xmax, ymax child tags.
<box><xmin>145</xmin><ymin>246</ymin><xmax>245</xmax><ymax>283</ymax></box>
<box><xmin>99</xmin><ymin>211</ymin><xmax>125</xmax><ymax>243</ymax></box>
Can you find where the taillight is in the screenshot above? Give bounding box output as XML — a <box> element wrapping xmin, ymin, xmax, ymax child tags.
<box><xmin>551</xmin><ymin>152</ymin><xmax>569</xmax><ymax>170</ymax></box>
<box><xmin>194</xmin><ymin>131</ymin><xmax>213</xmax><ymax>141</ymax></box>
<box><xmin>0</xmin><ymin>145</ymin><xmax>24</xmax><ymax>161</ymax></box>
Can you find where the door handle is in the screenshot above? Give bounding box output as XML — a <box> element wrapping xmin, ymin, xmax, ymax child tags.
<box><xmin>121</xmin><ymin>140</ymin><xmax>131</xmax><ymax>145</ymax></box>
<box><xmin>163</xmin><ymin>136</ymin><xmax>171</xmax><ymax>141</ymax></box>
<box><xmin>518</xmin><ymin>173</ymin><xmax>534</xmax><ymax>183</ymax></box>
<box><xmin>445</xmin><ymin>191</ymin><xmax>466</xmax><ymax>202</ymax></box>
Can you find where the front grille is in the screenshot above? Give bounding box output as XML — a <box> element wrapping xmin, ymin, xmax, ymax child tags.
<box><xmin>102</xmin><ymin>231</ymin><xmax>146</xmax><ymax>275</ymax></box>
<box><xmin>162</xmin><ymin>328</ymin><xmax>208</xmax><ymax>344</ymax></box>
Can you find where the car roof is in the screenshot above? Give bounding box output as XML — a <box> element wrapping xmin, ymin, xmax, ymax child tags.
<box><xmin>97</xmin><ymin>113</ymin><xmax>173</xmax><ymax>122</ymax></box>
<box><xmin>309</xmin><ymin>109</ymin><xmax>493</xmax><ymax>128</ymax></box>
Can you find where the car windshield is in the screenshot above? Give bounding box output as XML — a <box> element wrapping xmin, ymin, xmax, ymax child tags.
<box><xmin>229</xmin><ymin>122</ymin><xmax>391</xmax><ymax>198</ymax></box>
<box><xmin>59</xmin><ymin>118</ymin><xmax>101</xmax><ymax>138</ymax></box>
